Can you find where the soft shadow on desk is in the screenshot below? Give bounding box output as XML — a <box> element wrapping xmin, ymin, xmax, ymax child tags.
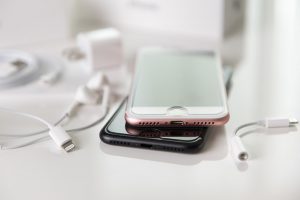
<box><xmin>99</xmin><ymin>126</ymin><xmax>228</xmax><ymax>166</ymax></box>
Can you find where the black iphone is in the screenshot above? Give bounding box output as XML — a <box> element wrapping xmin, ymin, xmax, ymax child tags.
<box><xmin>100</xmin><ymin>99</ymin><xmax>208</xmax><ymax>152</ymax></box>
<box><xmin>99</xmin><ymin>67</ymin><xmax>233</xmax><ymax>153</ymax></box>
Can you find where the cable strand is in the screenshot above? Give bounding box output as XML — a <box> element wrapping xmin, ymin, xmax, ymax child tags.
<box><xmin>234</xmin><ymin>122</ymin><xmax>258</xmax><ymax>137</ymax></box>
<box><xmin>0</xmin><ymin>113</ymin><xmax>68</xmax><ymax>137</ymax></box>
<box><xmin>1</xmin><ymin>108</ymin><xmax>109</xmax><ymax>150</ymax></box>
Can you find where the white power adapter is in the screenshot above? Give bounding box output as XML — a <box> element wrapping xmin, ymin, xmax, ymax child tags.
<box><xmin>63</xmin><ymin>28</ymin><xmax>123</xmax><ymax>74</ymax></box>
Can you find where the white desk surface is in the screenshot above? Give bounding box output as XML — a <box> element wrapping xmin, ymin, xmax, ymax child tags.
<box><xmin>1</xmin><ymin>3</ymin><xmax>300</xmax><ymax>200</ymax></box>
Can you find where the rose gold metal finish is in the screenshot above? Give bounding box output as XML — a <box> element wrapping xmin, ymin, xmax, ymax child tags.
<box><xmin>125</xmin><ymin>112</ymin><xmax>230</xmax><ymax>127</ymax></box>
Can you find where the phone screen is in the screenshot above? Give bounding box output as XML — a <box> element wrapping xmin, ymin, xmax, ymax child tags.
<box><xmin>131</xmin><ymin>49</ymin><xmax>226</xmax><ymax>115</ymax></box>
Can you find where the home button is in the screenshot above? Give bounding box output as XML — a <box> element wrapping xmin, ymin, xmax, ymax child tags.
<box><xmin>166</xmin><ymin>106</ymin><xmax>188</xmax><ymax>116</ymax></box>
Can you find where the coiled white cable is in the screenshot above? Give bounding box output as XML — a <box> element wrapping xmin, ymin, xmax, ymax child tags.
<box><xmin>0</xmin><ymin>50</ymin><xmax>40</xmax><ymax>89</ymax></box>
<box><xmin>0</xmin><ymin>50</ymin><xmax>64</xmax><ymax>89</ymax></box>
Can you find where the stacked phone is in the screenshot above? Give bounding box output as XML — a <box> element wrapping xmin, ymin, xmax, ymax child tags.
<box><xmin>100</xmin><ymin>48</ymin><xmax>232</xmax><ymax>153</ymax></box>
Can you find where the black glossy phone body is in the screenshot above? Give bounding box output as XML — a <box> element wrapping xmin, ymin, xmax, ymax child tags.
<box><xmin>100</xmin><ymin>99</ymin><xmax>208</xmax><ymax>153</ymax></box>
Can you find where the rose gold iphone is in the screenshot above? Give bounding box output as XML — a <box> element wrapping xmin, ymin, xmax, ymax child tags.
<box><xmin>125</xmin><ymin>48</ymin><xmax>229</xmax><ymax>127</ymax></box>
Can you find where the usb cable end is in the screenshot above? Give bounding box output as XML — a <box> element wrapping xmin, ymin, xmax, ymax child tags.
<box><xmin>49</xmin><ymin>126</ymin><xmax>75</xmax><ymax>153</ymax></box>
<box><xmin>62</xmin><ymin>140</ymin><xmax>76</xmax><ymax>152</ymax></box>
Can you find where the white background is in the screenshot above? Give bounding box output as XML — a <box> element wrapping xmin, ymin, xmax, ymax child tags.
<box><xmin>1</xmin><ymin>0</ymin><xmax>300</xmax><ymax>200</ymax></box>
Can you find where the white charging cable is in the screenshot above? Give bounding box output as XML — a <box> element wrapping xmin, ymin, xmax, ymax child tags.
<box><xmin>0</xmin><ymin>72</ymin><xmax>111</xmax><ymax>150</ymax></box>
<box><xmin>0</xmin><ymin>50</ymin><xmax>64</xmax><ymax>89</ymax></box>
<box><xmin>0</xmin><ymin>104</ymin><xmax>111</xmax><ymax>150</ymax></box>
<box><xmin>0</xmin><ymin>50</ymin><xmax>39</xmax><ymax>89</ymax></box>
<box><xmin>231</xmin><ymin>117</ymin><xmax>298</xmax><ymax>161</ymax></box>
<box><xmin>0</xmin><ymin>108</ymin><xmax>75</xmax><ymax>152</ymax></box>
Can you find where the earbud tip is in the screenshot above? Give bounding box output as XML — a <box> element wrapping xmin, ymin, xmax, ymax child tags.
<box><xmin>86</xmin><ymin>71</ymin><xmax>108</xmax><ymax>91</ymax></box>
<box><xmin>75</xmin><ymin>85</ymin><xmax>99</xmax><ymax>105</ymax></box>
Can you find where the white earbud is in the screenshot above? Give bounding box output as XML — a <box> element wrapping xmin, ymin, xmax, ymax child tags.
<box><xmin>75</xmin><ymin>85</ymin><xmax>100</xmax><ymax>105</ymax></box>
<box><xmin>67</xmin><ymin>72</ymin><xmax>110</xmax><ymax>117</ymax></box>
<box><xmin>86</xmin><ymin>71</ymin><xmax>109</xmax><ymax>92</ymax></box>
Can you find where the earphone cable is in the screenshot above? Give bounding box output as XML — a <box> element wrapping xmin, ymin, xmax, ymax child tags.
<box><xmin>0</xmin><ymin>113</ymin><xmax>68</xmax><ymax>137</ymax></box>
<box><xmin>234</xmin><ymin>121</ymin><xmax>258</xmax><ymax>137</ymax></box>
<box><xmin>1</xmin><ymin>107</ymin><xmax>109</xmax><ymax>149</ymax></box>
<box><xmin>0</xmin><ymin>107</ymin><xmax>53</xmax><ymax>129</ymax></box>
